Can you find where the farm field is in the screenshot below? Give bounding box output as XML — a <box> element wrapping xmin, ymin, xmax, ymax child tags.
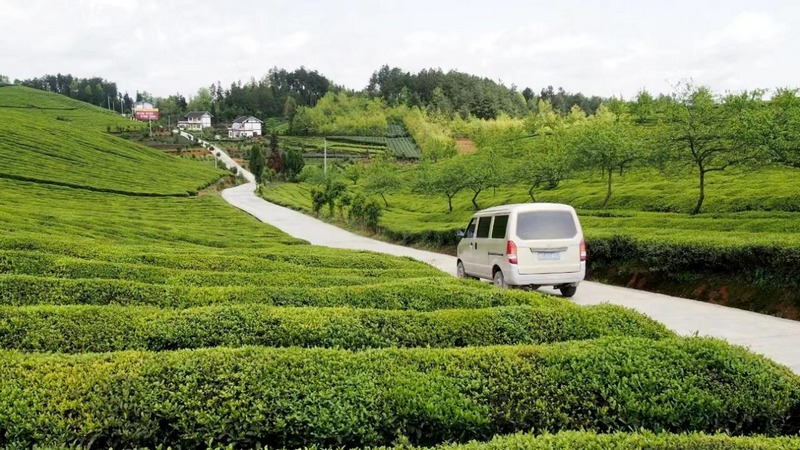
<box><xmin>0</xmin><ymin>86</ymin><xmax>225</xmax><ymax>195</ymax></box>
<box><xmin>260</xmin><ymin>166</ymin><xmax>800</xmax><ymax>318</ymax></box>
<box><xmin>2</xmin><ymin>88</ymin><xmax>800</xmax><ymax>448</ymax></box>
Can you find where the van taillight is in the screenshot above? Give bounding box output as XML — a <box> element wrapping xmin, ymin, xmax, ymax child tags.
<box><xmin>506</xmin><ymin>241</ymin><xmax>518</xmax><ymax>264</ymax></box>
<box><xmin>580</xmin><ymin>239</ymin><xmax>587</xmax><ymax>262</ymax></box>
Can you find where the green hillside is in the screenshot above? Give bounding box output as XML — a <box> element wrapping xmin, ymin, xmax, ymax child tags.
<box><xmin>0</xmin><ymin>88</ymin><xmax>798</xmax><ymax>448</ymax></box>
<box><xmin>0</xmin><ymin>85</ymin><xmax>224</xmax><ymax>195</ymax></box>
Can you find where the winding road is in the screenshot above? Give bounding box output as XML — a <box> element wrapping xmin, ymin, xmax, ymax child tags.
<box><xmin>191</xmin><ymin>132</ymin><xmax>800</xmax><ymax>374</ymax></box>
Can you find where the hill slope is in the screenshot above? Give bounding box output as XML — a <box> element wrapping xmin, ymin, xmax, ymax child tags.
<box><xmin>0</xmin><ymin>85</ymin><xmax>223</xmax><ymax>195</ymax></box>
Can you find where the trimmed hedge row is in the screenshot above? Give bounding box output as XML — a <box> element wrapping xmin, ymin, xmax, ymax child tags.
<box><xmin>0</xmin><ymin>245</ymin><xmax>435</xmax><ymax>273</ymax></box>
<box><xmin>588</xmin><ymin>235</ymin><xmax>800</xmax><ymax>286</ymax></box>
<box><xmin>0</xmin><ymin>275</ymin><xmax>544</xmax><ymax>310</ymax></box>
<box><xmin>0</xmin><ymin>250</ymin><xmax>440</xmax><ymax>287</ymax></box>
<box><xmin>0</xmin><ymin>304</ymin><xmax>674</xmax><ymax>353</ymax></box>
<box><xmin>415</xmin><ymin>431</ymin><xmax>800</xmax><ymax>449</ymax></box>
<box><xmin>0</xmin><ymin>338</ymin><xmax>797</xmax><ymax>448</ymax></box>
<box><xmin>588</xmin><ymin>235</ymin><xmax>800</xmax><ymax>318</ymax></box>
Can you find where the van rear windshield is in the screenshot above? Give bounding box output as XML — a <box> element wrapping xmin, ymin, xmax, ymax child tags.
<box><xmin>516</xmin><ymin>211</ymin><xmax>577</xmax><ymax>240</ymax></box>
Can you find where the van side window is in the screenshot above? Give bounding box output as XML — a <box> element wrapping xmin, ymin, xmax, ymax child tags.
<box><xmin>491</xmin><ymin>215</ymin><xmax>509</xmax><ymax>239</ymax></box>
<box><xmin>464</xmin><ymin>218</ymin><xmax>476</xmax><ymax>238</ymax></box>
<box><xmin>476</xmin><ymin>217</ymin><xmax>492</xmax><ymax>238</ymax></box>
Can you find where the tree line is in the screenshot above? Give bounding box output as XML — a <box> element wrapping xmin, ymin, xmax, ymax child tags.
<box><xmin>391</xmin><ymin>84</ymin><xmax>800</xmax><ymax>215</ymax></box>
<box><xmin>13</xmin><ymin>73</ymin><xmax>132</xmax><ymax>112</ymax></box>
<box><xmin>366</xmin><ymin>65</ymin><xmax>604</xmax><ymax>120</ymax></box>
<box><xmin>10</xmin><ymin>66</ymin><xmax>607</xmax><ymax>127</ymax></box>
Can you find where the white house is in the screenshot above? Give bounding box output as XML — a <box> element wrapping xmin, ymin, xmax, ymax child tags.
<box><xmin>228</xmin><ymin>116</ymin><xmax>263</xmax><ymax>138</ymax></box>
<box><xmin>177</xmin><ymin>111</ymin><xmax>213</xmax><ymax>130</ymax></box>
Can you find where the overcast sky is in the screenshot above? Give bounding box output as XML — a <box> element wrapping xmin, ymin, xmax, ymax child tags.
<box><xmin>1</xmin><ymin>0</ymin><xmax>797</xmax><ymax>100</ymax></box>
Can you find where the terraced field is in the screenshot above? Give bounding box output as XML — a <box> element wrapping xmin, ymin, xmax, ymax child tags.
<box><xmin>0</xmin><ymin>85</ymin><xmax>224</xmax><ymax>195</ymax></box>
<box><xmin>1</xmin><ymin>88</ymin><xmax>799</xmax><ymax>448</ymax></box>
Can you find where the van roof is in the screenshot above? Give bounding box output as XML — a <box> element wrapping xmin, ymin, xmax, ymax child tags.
<box><xmin>473</xmin><ymin>203</ymin><xmax>576</xmax><ymax>215</ymax></box>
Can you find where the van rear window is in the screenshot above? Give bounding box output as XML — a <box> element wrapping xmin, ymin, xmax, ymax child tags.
<box><xmin>516</xmin><ymin>211</ymin><xmax>577</xmax><ymax>240</ymax></box>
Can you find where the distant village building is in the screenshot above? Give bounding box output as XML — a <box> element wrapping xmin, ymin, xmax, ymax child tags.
<box><xmin>177</xmin><ymin>111</ymin><xmax>213</xmax><ymax>130</ymax></box>
<box><xmin>133</xmin><ymin>101</ymin><xmax>159</xmax><ymax>121</ymax></box>
<box><xmin>228</xmin><ymin>116</ymin><xmax>263</xmax><ymax>138</ymax></box>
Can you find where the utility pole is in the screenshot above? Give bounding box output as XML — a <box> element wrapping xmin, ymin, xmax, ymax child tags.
<box><xmin>323</xmin><ymin>137</ymin><xmax>327</xmax><ymax>175</ymax></box>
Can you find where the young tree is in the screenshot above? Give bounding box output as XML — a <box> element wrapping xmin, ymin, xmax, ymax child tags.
<box><xmin>572</xmin><ymin>105</ymin><xmax>644</xmax><ymax>208</ymax></box>
<box><xmin>284</xmin><ymin>149</ymin><xmax>305</xmax><ymax>181</ymax></box>
<box><xmin>343</xmin><ymin>162</ymin><xmax>364</xmax><ymax>185</ymax></box>
<box><xmin>284</xmin><ymin>96</ymin><xmax>298</xmax><ymax>124</ymax></box>
<box><xmin>660</xmin><ymin>84</ymin><xmax>757</xmax><ymax>214</ymax></box>
<box><xmin>413</xmin><ymin>159</ymin><xmax>466</xmax><ymax>212</ymax></box>
<box><xmin>266</xmin><ymin>133</ymin><xmax>285</xmax><ymax>174</ymax></box>
<box><xmin>513</xmin><ymin>133</ymin><xmax>572</xmax><ymax>202</ymax></box>
<box><xmin>248</xmin><ymin>144</ymin><xmax>266</xmax><ymax>183</ymax></box>
<box><xmin>187</xmin><ymin>87</ymin><xmax>213</xmax><ymax>111</ymax></box>
<box><xmin>363</xmin><ymin>158</ymin><xmax>403</xmax><ymax>207</ymax></box>
<box><xmin>461</xmin><ymin>151</ymin><xmax>510</xmax><ymax>210</ymax></box>
<box><xmin>740</xmin><ymin>88</ymin><xmax>800</xmax><ymax>169</ymax></box>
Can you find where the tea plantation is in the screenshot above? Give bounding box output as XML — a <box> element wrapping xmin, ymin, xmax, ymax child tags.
<box><xmin>1</xmin><ymin>88</ymin><xmax>799</xmax><ymax>448</ymax></box>
<box><xmin>261</xmin><ymin>170</ymin><xmax>800</xmax><ymax>319</ymax></box>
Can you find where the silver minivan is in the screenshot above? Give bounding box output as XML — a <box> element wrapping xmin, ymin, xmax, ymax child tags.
<box><xmin>456</xmin><ymin>203</ymin><xmax>586</xmax><ymax>296</ymax></box>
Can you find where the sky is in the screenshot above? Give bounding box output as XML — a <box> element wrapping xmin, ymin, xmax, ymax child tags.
<box><xmin>1</xmin><ymin>0</ymin><xmax>797</xmax><ymax>100</ymax></box>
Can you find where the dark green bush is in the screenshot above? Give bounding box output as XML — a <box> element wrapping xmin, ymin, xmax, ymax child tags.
<box><xmin>0</xmin><ymin>337</ymin><xmax>797</xmax><ymax>448</ymax></box>
<box><xmin>0</xmin><ymin>303</ymin><xmax>674</xmax><ymax>353</ymax></box>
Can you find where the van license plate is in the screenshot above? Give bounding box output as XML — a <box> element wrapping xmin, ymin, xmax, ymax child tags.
<box><xmin>538</xmin><ymin>252</ymin><xmax>561</xmax><ymax>261</ymax></box>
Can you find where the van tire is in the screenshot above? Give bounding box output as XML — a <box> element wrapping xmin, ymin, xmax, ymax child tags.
<box><xmin>560</xmin><ymin>286</ymin><xmax>577</xmax><ymax>297</ymax></box>
<box><xmin>493</xmin><ymin>269</ymin><xmax>506</xmax><ymax>288</ymax></box>
<box><xmin>456</xmin><ymin>261</ymin><xmax>467</xmax><ymax>278</ymax></box>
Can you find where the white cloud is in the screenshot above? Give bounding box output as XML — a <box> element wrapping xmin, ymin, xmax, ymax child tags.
<box><xmin>704</xmin><ymin>11</ymin><xmax>783</xmax><ymax>48</ymax></box>
<box><xmin>1</xmin><ymin>1</ymin><xmax>797</xmax><ymax>99</ymax></box>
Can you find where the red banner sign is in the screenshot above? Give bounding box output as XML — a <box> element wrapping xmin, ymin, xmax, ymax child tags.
<box><xmin>134</xmin><ymin>109</ymin><xmax>159</xmax><ymax>121</ymax></box>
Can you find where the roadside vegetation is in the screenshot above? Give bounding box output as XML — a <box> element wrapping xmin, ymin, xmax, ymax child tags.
<box><xmin>4</xmin><ymin>75</ymin><xmax>800</xmax><ymax>449</ymax></box>
<box><xmin>260</xmin><ymin>84</ymin><xmax>800</xmax><ymax>318</ymax></box>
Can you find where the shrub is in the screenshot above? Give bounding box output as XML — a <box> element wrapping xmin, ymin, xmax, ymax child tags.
<box><xmin>0</xmin><ymin>275</ymin><xmax>550</xmax><ymax>310</ymax></box>
<box><xmin>0</xmin><ymin>304</ymin><xmax>674</xmax><ymax>353</ymax></box>
<box><xmin>0</xmin><ymin>337</ymin><xmax>797</xmax><ymax>448</ymax></box>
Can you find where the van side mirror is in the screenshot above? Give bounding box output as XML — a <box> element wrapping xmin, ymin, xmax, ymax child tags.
<box><xmin>456</xmin><ymin>230</ymin><xmax>465</xmax><ymax>238</ymax></box>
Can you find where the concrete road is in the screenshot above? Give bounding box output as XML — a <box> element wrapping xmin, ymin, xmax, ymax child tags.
<box><xmin>196</xmin><ymin>135</ymin><xmax>800</xmax><ymax>374</ymax></box>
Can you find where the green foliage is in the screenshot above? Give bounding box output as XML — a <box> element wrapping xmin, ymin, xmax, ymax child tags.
<box><xmin>298</xmin><ymin>164</ymin><xmax>326</xmax><ymax>184</ymax></box>
<box><xmin>413</xmin><ymin>159</ymin><xmax>467</xmax><ymax>212</ymax></box>
<box><xmin>347</xmin><ymin>193</ymin><xmax>383</xmax><ymax>231</ymax></box>
<box><xmin>0</xmin><ymin>337</ymin><xmax>797</xmax><ymax>448</ymax></box>
<box><xmin>659</xmin><ymin>83</ymin><xmax>760</xmax><ymax>214</ymax></box>
<box><xmin>284</xmin><ymin>148</ymin><xmax>305</xmax><ymax>181</ymax></box>
<box><xmin>311</xmin><ymin>177</ymin><xmax>348</xmax><ymax>215</ymax></box>
<box><xmin>403</xmin><ymin>107</ymin><xmax>458</xmax><ymax>161</ymax></box>
<box><xmin>363</xmin><ymin>157</ymin><xmax>404</xmax><ymax>207</ymax></box>
<box><xmin>292</xmin><ymin>92</ymin><xmax>388</xmax><ymax>136</ymax></box>
<box><xmin>248</xmin><ymin>144</ymin><xmax>266</xmax><ymax>183</ymax></box>
<box><xmin>0</xmin><ymin>86</ymin><xmax>224</xmax><ymax>195</ymax></box>
<box><xmin>571</xmin><ymin>105</ymin><xmax>648</xmax><ymax>207</ymax></box>
<box><xmin>0</xmin><ymin>304</ymin><xmax>674</xmax><ymax>353</ymax></box>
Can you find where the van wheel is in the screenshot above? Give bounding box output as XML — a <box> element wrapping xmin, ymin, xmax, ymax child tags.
<box><xmin>560</xmin><ymin>286</ymin><xmax>577</xmax><ymax>298</ymax></box>
<box><xmin>456</xmin><ymin>261</ymin><xmax>467</xmax><ymax>278</ymax></box>
<box><xmin>493</xmin><ymin>270</ymin><xmax>506</xmax><ymax>288</ymax></box>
